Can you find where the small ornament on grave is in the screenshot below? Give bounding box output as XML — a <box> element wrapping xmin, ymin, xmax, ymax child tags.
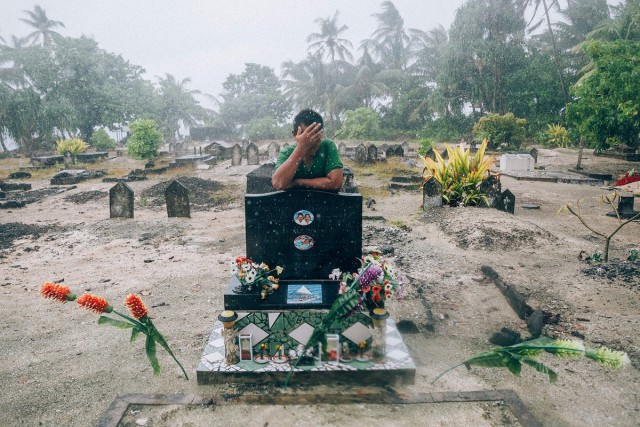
<box><xmin>340</xmin><ymin>342</ymin><xmax>353</xmax><ymax>362</ymax></box>
<box><xmin>229</xmin><ymin>257</ymin><xmax>283</xmax><ymax>299</ymax></box>
<box><xmin>371</xmin><ymin>308</ymin><xmax>390</xmax><ymax>363</ymax></box>
<box><xmin>356</xmin><ymin>341</ymin><xmax>369</xmax><ymax>362</ymax></box>
<box><xmin>39</xmin><ymin>282</ymin><xmax>189</xmax><ymax>379</ymax></box>
<box><xmin>272</xmin><ymin>344</ymin><xmax>288</xmax><ymax>363</ymax></box>
<box><xmin>254</xmin><ymin>343</ymin><xmax>270</xmax><ymax>364</ymax></box>
<box><xmin>218</xmin><ymin>310</ymin><xmax>239</xmax><ymax>365</ymax></box>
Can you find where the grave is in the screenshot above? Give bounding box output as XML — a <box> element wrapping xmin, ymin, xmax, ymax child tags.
<box><xmin>479</xmin><ymin>175</ymin><xmax>502</xmax><ymax>208</ymax></box>
<box><xmin>606</xmin><ymin>196</ymin><xmax>639</xmax><ymax>219</ymax></box>
<box><xmin>367</xmin><ymin>144</ymin><xmax>378</xmax><ymax>162</ymax></box>
<box><xmin>231</xmin><ymin>144</ymin><xmax>242</xmax><ymax>166</ymax></box>
<box><xmin>497</xmin><ymin>189</ymin><xmax>516</xmax><ymax>214</ymax></box>
<box><xmin>109</xmin><ymin>182</ymin><xmax>134</xmax><ymax>219</ymax></box>
<box><xmin>500</xmin><ymin>154</ymin><xmax>534</xmax><ymax>172</ymax></box>
<box><xmin>355</xmin><ymin>143</ymin><xmax>367</xmax><ymax>164</ymax></box>
<box><xmin>165</xmin><ymin>180</ymin><xmax>190</xmax><ymax>218</ymax></box>
<box><xmin>50</xmin><ymin>169</ymin><xmax>105</xmax><ymax>185</ymax></box>
<box><xmin>246</xmin><ymin>142</ymin><xmax>259</xmax><ymax>165</ymax></box>
<box><xmin>422</xmin><ymin>177</ymin><xmax>442</xmax><ymax>209</ymax></box>
<box><xmin>198</xmin><ymin>189</ymin><xmax>416</xmax><ymax>385</ymax></box>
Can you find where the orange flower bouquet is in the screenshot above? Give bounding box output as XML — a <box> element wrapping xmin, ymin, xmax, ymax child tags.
<box><xmin>40</xmin><ymin>282</ymin><xmax>188</xmax><ymax>380</ymax></box>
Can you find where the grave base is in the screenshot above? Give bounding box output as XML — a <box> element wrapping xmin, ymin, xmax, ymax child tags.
<box><xmin>196</xmin><ymin>316</ymin><xmax>416</xmax><ymax>386</ymax></box>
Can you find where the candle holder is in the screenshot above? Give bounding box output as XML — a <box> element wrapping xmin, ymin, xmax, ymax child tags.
<box><xmin>370</xmin><ymin>308</ymin><xmax>390</xmax><ymax>363</ymax></box>
<box><xmin>218</xmin><ymin>310</ymin><xmax>239</xmax><ymax>365</ymax></box>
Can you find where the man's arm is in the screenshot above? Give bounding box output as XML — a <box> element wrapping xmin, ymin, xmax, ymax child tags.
<box><xmin>291</xmin><ymin>168</ymin><xmax>344</xmax><ymax>191</ymax></box>
<box><xmin>272</xmin><ymin>122</ymin><xmax>322</xmax><ymax>190</ymax></box>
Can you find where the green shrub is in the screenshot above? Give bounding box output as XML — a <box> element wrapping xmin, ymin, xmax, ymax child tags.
<box><xmin>56</xmin><ymin>138</ymin><xmax>89</xmax><ymax>157</ymax></box>
<box><xmin>127</xmin><ymin>120</ymin><xmax>164</xmax><ymax>160</ymax></box>
<box><xmin>89</xmin><ymin>129</ymin><xmax>116</xmax><ymax>151</ymax></box>
<box><xmin>472</xmin><ymin>113</ymin><xmax>527</xmax><ymax>151</ymax></box>
<box><xmin>541</xmin><ymin>124</ymin><xmax>571</xmax><ymax>148</ymax></box>
<box><xmin>417</xmin><ymin>137</ymin><xmax>435</xmax><ymax>156</ymax></box>
<box><xmin>339</xmin><ymin>108</ymin><xmax>382</xmax><ymax>140</ymax></box>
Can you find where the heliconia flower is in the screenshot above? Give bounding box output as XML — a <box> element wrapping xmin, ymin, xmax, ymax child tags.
<box><xmin>125</xmin><ymin>294</ymin><xmax>148</xmax><ymax>319</ymax></box>
<box><xmin>358</xmin><ymin>264</ymin><xmax>383</xmax><ymax>287</ymax></box>
<box><xmin>40</xmin><ymin>282</ymin><xmax>76</xmax><ymax>302</ymax></box>
<box><xmin>550</xmin><ymin>339</ymin><xmax>585</xmax><ymax>358</ymax></box>
<box><xmin>77</xmin><ymin>293</ymin><xmax>112</xmax><ymax>314</ymax></box>
<box><xmin>585</xmin><ymin>346</ymin><xmax>631</xmax><ymax>370</ymax></box>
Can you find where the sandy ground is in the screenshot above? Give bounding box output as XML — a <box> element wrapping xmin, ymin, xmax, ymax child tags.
<box><xmin>0</xmin><ymin>148</ymin><xmax>638</xmax><ymax>427</ymax></box>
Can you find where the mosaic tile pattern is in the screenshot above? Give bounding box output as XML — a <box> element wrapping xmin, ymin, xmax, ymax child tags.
<box><xmin>197</xmin><ymin>313</ymin><xmax>416</xmax><ymax>384</ymax></box>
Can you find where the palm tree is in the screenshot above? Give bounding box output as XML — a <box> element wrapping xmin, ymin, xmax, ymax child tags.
<box><xmin>156</xmin><ymin>74</ymin><xmax>207</xmax><ymax>141</ymax></box>
<box><xmin>21</xmin><ymin>5</ymin><xmax>65</xmax><ymax>48</ymax></box>
<box><xmin>362</xmin><ymin>1</ymin><xmax>414</xmax><ymax>71</ymax></box>
<box><xmin>307</xmin><ymin>11</ymin><xmax>354</xmax><ymax>63</ymax></box>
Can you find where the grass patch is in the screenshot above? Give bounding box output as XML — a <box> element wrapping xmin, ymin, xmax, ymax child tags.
<box><xmin>344</xmin><ymin>158</ymin><xmax>419</xmax><ymax>179</ymax></box>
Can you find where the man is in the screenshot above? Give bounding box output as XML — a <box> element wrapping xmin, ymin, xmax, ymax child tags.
<box><xmin>272</xmin><ymin>109</ymin><xmax>343</xmax><ymax>191</ymax></box>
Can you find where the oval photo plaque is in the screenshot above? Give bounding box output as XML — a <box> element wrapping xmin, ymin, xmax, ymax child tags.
<box><xmin>294</xmin><ymin>235</ymin><xmax>314</xmax><ymax>251</ymax></box>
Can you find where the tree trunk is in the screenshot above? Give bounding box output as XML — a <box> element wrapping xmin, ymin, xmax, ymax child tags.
<box><xmin>542</xmin><ymin>0</ymin><xmax>569</xmax><ymax>109</ymax></box>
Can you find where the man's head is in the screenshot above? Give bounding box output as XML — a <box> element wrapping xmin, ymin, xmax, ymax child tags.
<box><xmin>293</xmin><ymin>109</ymin><xmax>323</xmax><ymax>133</ymax></box>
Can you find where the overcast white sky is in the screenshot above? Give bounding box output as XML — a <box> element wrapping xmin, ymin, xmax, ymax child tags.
<box><xmin>1</xmin><ymin>1</ymin><xmax>468</xmax><ymax>102</ymax></box>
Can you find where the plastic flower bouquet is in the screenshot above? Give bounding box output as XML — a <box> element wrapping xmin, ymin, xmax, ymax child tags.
<box><xmin>230</xmin><ymin>257</ymin><xmax>283</xmax><ymax>299</ymax></box>
<box><xmin>336</xmin><ymin>253</ymin><xmax>404</xmax><ymax>312</ymax></box>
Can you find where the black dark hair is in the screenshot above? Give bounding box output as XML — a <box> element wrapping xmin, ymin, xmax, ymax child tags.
<box><xmin>293</xmin><ymin>109</ymin><xmax>323</xmax><ymax>132</ymax></box>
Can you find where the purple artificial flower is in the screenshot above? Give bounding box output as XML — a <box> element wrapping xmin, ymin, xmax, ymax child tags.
<box><xmin>358</xmin><ymin>264</ymin><xmax>383</xmax><ymax>287</ymax></box>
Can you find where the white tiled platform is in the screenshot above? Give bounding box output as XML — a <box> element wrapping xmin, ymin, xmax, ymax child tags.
<box><xmin>196</xmin><ymin>317</ymin><xmax>416</xmax><ymax>385</ymax></box>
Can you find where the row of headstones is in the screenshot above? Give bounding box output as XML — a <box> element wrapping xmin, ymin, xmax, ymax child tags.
<box><xmin>422</xmin><ymin>175</ymin><xmax>516</xmax><ymax>214</ymax></box>
<box><xmin>231</xmin><ymin>143</ymin><xmax>260</xmax><ymax>166</ymax></box>
<box><xmin>353</xmin><ymin>143</ymin><xmax>406</xmax><ymax>164</ymax></box>
<box><xmin>109</xmin><ymin>181</ymin><xmax>191</xmax><ymax>218</ymax></box>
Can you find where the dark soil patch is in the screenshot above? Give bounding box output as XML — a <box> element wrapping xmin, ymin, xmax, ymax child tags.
<box><xmin>582</xmin><ymin>260</ymin><xmax>640</xmax><ymax>286</ymax></box>
<box><xmin>5</xmin><ymin>187</ymin><xmax>75</xmax><ymax>204</ymax></box>
<box><xmin>139</xmin><ymin>176</ymin><xmax>237</xmax><ymax>211</ymax></box>
<box><xmin>0</xmin><ymin>222</ymin><xmax>61</xmax><ymax>250</ymax></box>
<box><xmin>64</xmin><ymin>190</ymin><xmax>108</xmax><ymax>204</ymax></box>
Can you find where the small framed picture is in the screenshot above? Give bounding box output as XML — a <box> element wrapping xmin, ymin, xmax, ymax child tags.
<box><xmin>239</xmin><ymin>334</ymin><xmax>253</xmax><ymax>361</ymax></box>
<box><xmin>326</xmin><ymin>334</ymin><xmax>340</xmax><ymax>364</ymax></box>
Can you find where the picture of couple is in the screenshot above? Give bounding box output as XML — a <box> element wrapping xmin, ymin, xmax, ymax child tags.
<box><xmin>293</xmin><ymin>210</ymin><xmax>314</xmax><ymax>226</ymax></box>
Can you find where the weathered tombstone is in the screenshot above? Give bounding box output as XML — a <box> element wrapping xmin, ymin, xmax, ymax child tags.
<box><xmin>497</xmin><ymin>189</ymin><xmax>516</xmax><ymax>214</ymax></box>
<box><xmin>231</xmin><ymin>144</ymin><xmax>242</xmax><ymax>166</ymax></box>
<box><xmin>267</xmin><ymin>142</ymin><xmax>280</xmax><ymax>159</ymax></box>
<box><xmin>606</xmin><ymin>196</ymin><xmax>639</xmax><ymax>219</ymax></box>
<box><xmin>479</xmin><ymin>174</ymin><xmax>502</xmax><ymax>208</ymax></box>
<box><xmin>367</xmin><ymin>144</ymin><xmax>378</xmax><ymax>162</ymax></box>
<box><xmin>8</xmin><ymin>171</ymin><xmax>32</xmax><ymax>179</ymax></box>
<box><xmin>338</xmin><ymin>142</ymin><xmax>347</xmax><ymax>156</ymax></box>
<box><xmin>342</xmin><ymin>166</ymin><xmax>357</xmax><ymax>193</ymax></box>
<box><xmin>165</xmin><ymin>180</ymin><xmax>190</xmax><ymax>218</ymax></box>
<box><xmin>422</xmin><ymin>177</ymin><xmax>442</xmax><ymax>209</ymax></box>
<box><xmin>109</xmin><ymin>182</ymin><xmax>134</xmax><ymax>219</ymax></box>
<box><xmin>355</xmin><ymin>143</ymin><xmax>367</xmax><ymax>164</ymax></box>
<box><xmin>394</xmin><ymin>145</ymin><xmax>405</xmax><ymax>157</ymax></box>
<box><xmin>529</xmin><ymin>147</ymin><xmax>538</xmax><ymax>164</ymax></box>
<box><xmin>246</xmin><ymin>142</ymin><xmax>259</xmax><ymax>165</ymax></box>
<box><xmin>440</xmin><ymin>148</ymin><xmax>449</xmax><ymax>160</ymax></box>
<box><xmin>423</xmin><ymin>146</ymin><xmax>436</xmax><ymax>161</ymax></box>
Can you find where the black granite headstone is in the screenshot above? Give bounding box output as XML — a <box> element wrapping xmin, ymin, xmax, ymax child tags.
<box><xmin>109</xmin><ymin>182</ymin><xmax>134</xmax><ymax>218</ymax></box>
<box><xmin>606</xmin><ymin>196</ymin><xmax>639</xmax><ymax>219</ymax></box>
<box><xmin>245</xmin><ymin>190</ymin><xmax>362</xmax><ymax>280</ymax></box>
<box><xmin>165</xmin><ymin>180</ymin><xmax>190</xmax><ymax>218</ymax></box>
<box><xmin>497</xmin><ymin>189</ymin><xmax>516</xmax><ymax>214</ymax></box>
<box><xmin>246</xmin><ymin>163</ymin><xmax>276</xmax><ymax>194</ymax></box>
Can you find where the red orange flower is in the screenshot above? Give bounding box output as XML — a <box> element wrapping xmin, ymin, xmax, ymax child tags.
<box><xmin>40</xmin><ymin>282</ymin><xmax>75</xmax><ymax>302</ymax></box>
<box><xmin>125</xmin><ymin>294</ymin><xmax>148</xmax><ymax>319</ymax></box>
<box><xmin>77</xmin><ymin>293</ymin><xmax>112</xmax><ymax>313</ymax></box>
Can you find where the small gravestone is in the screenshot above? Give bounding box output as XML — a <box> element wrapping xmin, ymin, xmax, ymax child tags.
<box><xmin>479</xmin><ymin>175</ymin><xmax>502</xmax><ymax>208</ymax></box>
<box><xmin>338</xmin><ymin>142</ymin><xmax>347</xmax><ymax>156</ymax></box>
<box><xmin>165</xmin><ymin>180</ymin><xmax>190</xmax><ymax>218</ymax></box>
<box><xmin>267</xmin><ymin>142</ymin><xmax>280</xmax><ymax>159</ymax></box>
<box><xmin>367</xmin><ymin>144</ymin><xmax>378</xmax><ymax>162</ymax></box>
<box><xmin>529</xmin><ymin>147</ymin><xmax>538</xmax><ymax>164</ymax></box>
<box><xmin>423</xmin><ymin>146</ymin><xmax>436</xmax><ymax>161</ymax></box>
<box><xmin>109</xmin><ymin>182</ymin><xmax>134</xmax><ymax>218</ymax></box>
<box><xmin>606</xmin><ymin>196</ymin><xmax>639</xmax><ymax>219</ymax></box>
<box><xmin>246</xmin><ymin>142</ymin><xmax>259</xmax><ymax>165</ymax></box>
<box><xmin>231</xmin><ymin>144</ymin><xmax>242</xmax><ymax>166</ymax></box>
<box><xmin>342</xmin><ymin>166</ymin><xmax>357</xmax><ymax>193</ymax></box>
<box><xmin>355</xmin><ymin>144</ymin><xmax>367</xmax><ymax>164</ymax></box>
<box><xmin>246</xmin><ymin>163</ymin><xmax>275</xmax><ymax>194</ymax></box>
<box><xmin>440</xmin><ymin>148</ymin><xmax>449</xmax><ymax>160</ymax></box>
<box><xmin>497</xmin><ymin>189</ymin><xmax>516</xmax><ymax>214</ymax></box>
<box><xmin>422</xmin><ymin>177</ymin><xmax>442</xmax><ymax>209</ymax></box>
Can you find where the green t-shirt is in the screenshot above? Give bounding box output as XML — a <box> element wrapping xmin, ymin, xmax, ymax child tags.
<box><xmin>274</xmin><ymin>138</ymin><xmax>343</xmax><ymax>179</ymax></box>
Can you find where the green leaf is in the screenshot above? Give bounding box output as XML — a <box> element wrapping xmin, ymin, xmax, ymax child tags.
<box><xmin>130</xmin><ymin>327</ymin><xmax>142</xmax><ymax>343</ymax></box>
<box><xmin>145</xmin><ymin>333</ymin><xmax>160</xmax><ymax>375</ymax></box>
<box><xmin>504</xmin><ymin>355</ymin><xmax>522</xmax><ymax>376</ymax></box>
<box><xmin>97</xmin><ymin>316</ymin><xmax>134</xmax><ymax>329</ymax></box>
<box><xmin>521</xmin><ymin>357</ymin><xmax>558</xmax><ymax>383</ymax></box>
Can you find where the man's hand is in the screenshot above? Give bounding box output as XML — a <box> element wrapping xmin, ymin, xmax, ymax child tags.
<box><xmin>294</xmin><ymin>122</ymin><xmax>323</xmax><ymax>156</ymax></box>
